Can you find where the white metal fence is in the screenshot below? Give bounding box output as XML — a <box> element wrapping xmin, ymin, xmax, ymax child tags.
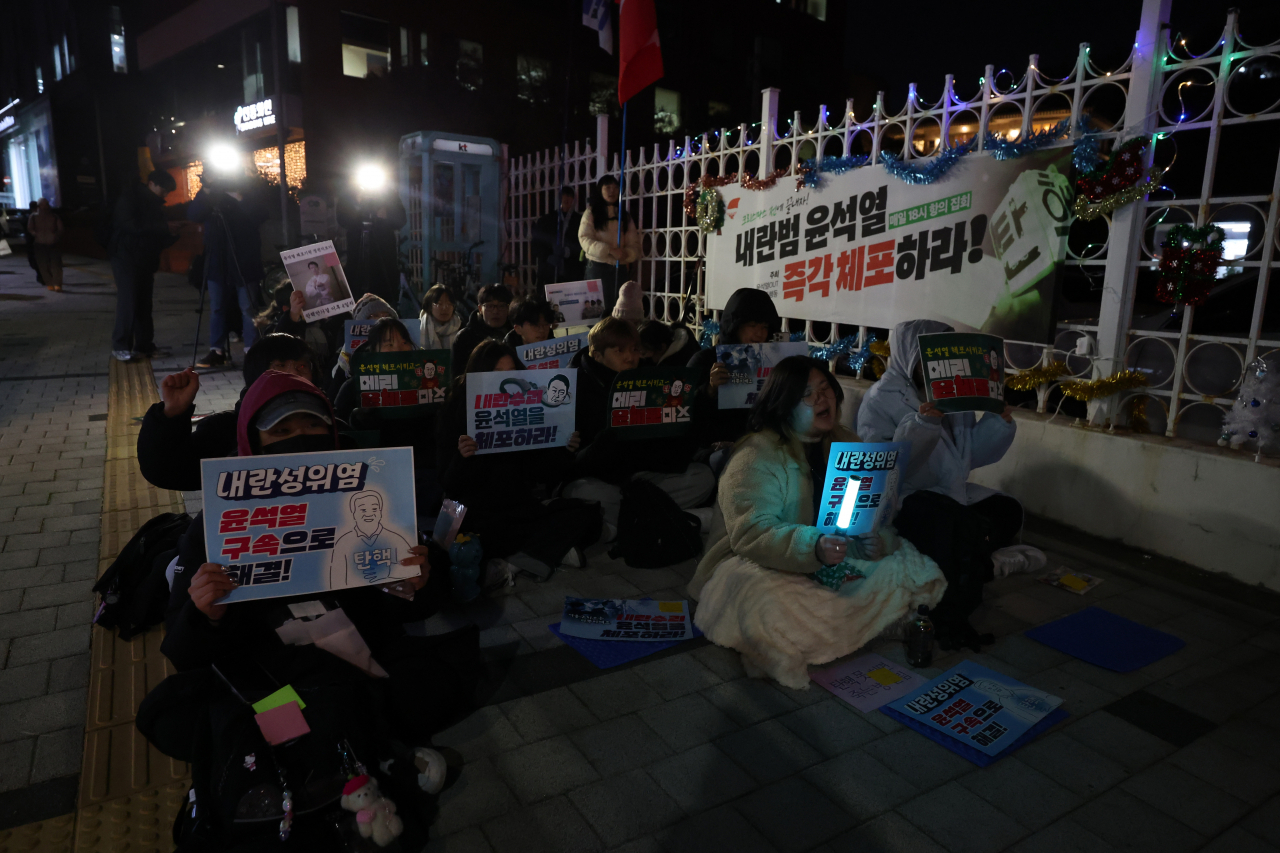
<box><xmin>504</xmin><ymin>3</ymin><xmax>1280</xmax><ymax>446</ymax></box>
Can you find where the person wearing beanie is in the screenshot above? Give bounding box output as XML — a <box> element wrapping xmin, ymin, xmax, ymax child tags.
<box><xmin>327</xmin><ymin>293</ymin><xmax>401</xmax><ymax>397</ymax></box>
<box><xmin>611</xmin><ymin>280</ymin><xmax>644</xmax><ymax>324</ymax></box>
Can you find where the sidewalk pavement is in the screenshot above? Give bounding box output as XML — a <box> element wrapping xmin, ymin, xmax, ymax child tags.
<box><xmin>1</xmin><ymin>254</ymin><xmax>1278</xmax><ymax>853</ymax></box>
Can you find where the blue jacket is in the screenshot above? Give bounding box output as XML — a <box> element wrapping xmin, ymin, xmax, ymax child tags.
<box><xmin>857</xmin><ymin>319</ymin><xmax>1015</xmax><ymax>506</ymax></box>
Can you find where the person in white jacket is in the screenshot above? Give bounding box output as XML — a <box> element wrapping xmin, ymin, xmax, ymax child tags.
<box><xmin>578</xmin><ymin>175</ymin><xmax>641</xmax><ymax>314</ymax></box>
<box><xmin>857</xmin><ymin>318</ymin><xmax>1044</xmax><ymax>651</ymax></box>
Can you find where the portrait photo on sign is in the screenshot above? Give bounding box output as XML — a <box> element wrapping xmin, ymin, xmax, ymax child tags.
<box><xmin>544</xmin><ymin>279</ymin><xmax>604</xmax><ymax>325</ymax></box>
<box><xmin>281</xmin><ymin>239</ymin><xmax>356</xmax><ymax>322</ymax></box>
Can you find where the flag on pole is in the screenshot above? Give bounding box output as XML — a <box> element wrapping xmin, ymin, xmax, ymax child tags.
<box><xmin>583</xmin><ymin>0</ymin><xmax>613</xmax><ymax>55</ymax></box>
<box><xmin>618</xmin><ymin>0</ymin><xmax>664</xmax><ymax>104</ymax></box>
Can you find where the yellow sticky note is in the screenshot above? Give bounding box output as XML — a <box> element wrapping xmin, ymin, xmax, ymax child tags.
<box><xmin>867</xmin><ymin>667</ymin><xmax>903</xmax><ymax>687</ymax></box>
<box><xmin>658</xmin><ymin>601</ymin><xmax>685</xmax><ymax>613</ymax></box>
<box><xmin>1058</xmin><ymin>574</ymin><xmax>1090</xmax><ymax>591</ymax></box>
<box><xmin>252</xmin><ymin>684</ymin><xmax>306</xmax><ymax>714</ymax></box>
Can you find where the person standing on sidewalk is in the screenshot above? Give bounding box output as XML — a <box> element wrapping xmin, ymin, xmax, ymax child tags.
<box><xmin>29</xmin><ymin>198</ymin><xmax>65</xmax><ymax>292</ymax></box>
<box><xmin>110</xmin><ymin>170</ymin><xmax>179</xmax><ymax>362</ymax></box>
<box><xmin>578</xmin><ymin>175</ymin><xmax>640</xmax><ymax>314</ymax></box>
<box><xmin>189</xmin><ymin>176</ymin><xmax>269</xmax><ymax>368</ymax></box>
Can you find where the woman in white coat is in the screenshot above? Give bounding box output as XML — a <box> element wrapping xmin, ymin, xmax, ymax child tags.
<box><xmin>578</xmin><ymin>175</ymin><xmax>640</xmax><ymax>314</ymax></box>
<box><xmin>857</xmin><ymin>319</ymin><xmax>1044</xmax><ymax>651</ymax></box>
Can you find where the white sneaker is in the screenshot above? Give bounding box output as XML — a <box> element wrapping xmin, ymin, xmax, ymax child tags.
<box><xmin>412</xmin><ymin>747</ymin><xmax>448</xmax><ymax>795</ymax></box>
<box><xmin>991</xmin><ymin>545</ymin><xmax>1048</xmax><ymax>578</ymax></box>
<box><xmin>689</xmin><ymin>507</ymin><xmax>714</xmax><ymax>533</ymax></box>
<box><xmin>112</xmin><ymin>350</ymin><xmax>133</xmax><ymax>362</ymax></box>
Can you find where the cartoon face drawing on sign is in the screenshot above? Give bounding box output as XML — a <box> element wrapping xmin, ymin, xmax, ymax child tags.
<box><xmin>329</xmin><ymin>489</ymin><xmax>415</xmax><ymax>588</ymax></box>
<box><xmin>543</xmin><ymin>374</ymin><xmax>572</xmax><ymax>407</ymax></box>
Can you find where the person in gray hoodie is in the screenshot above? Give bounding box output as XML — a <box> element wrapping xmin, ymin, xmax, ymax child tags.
<box><xmin>857</xmin><ymin>318</ymin><xmax>1044</xmax><ymax>651</ymax></box>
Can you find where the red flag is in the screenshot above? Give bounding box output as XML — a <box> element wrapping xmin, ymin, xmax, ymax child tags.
<box><xmin>617</xmin><ymin>0</ymin><xmax>664</xmax><ymax>104</ymax></box>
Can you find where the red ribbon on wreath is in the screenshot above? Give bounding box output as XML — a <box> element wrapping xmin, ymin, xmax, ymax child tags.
<box><xmin>1075</xmin><ymin>137</ymin><xmax>1148</xmax><ymax>202</ymax></box>
<box><xmin>1156</xmin><ymin>223</ymin><xmax>1225</xmax><ymax>306</ymax></box>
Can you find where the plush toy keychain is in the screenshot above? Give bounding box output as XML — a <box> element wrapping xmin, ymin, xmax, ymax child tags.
<box><xmin>340</xmin><ymin>774</ymin><xmax>403</xmax><ymax>848</ymax></box>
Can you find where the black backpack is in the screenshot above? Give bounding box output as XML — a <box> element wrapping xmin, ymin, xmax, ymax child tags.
<box><xmin>94</xmin><ymin>511</ymin><xmax>192</xmax><ymax>639</ymax></box>
<box><xmin>608</xmin><ymin>479</ymin><xmax>703</xmax><ymax>569</ymax></box>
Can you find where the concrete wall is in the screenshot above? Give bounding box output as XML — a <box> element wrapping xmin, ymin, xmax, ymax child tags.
<box><xmin>834</xmin><ymin>376</ymin><xmax>1280</xmax><ymax>592</ymax></box>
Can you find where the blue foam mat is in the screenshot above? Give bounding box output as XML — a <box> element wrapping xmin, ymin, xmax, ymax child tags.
<box><xmin>880</xmin><ymin>706</ymin><xmax>1070</xmax><ymax>767</ymax></box>
<box><xmin>548</xmin><ymin>622</ymin><xmax>701</xmax><ymax>669</ymax></box>
<box><xmin>1024</xmin><ymin>606</ymin><xmax>1185</xmax><ymax>672</ymax></box>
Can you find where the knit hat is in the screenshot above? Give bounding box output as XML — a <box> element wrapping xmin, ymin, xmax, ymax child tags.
<box><xmin>352</xmin><ymin>294</ymin><xmax>398</xmax><ymax>322</ymax></box>
<box><xmin>612</xmin><ymin>281</ymin><xmax>643</xmax><ymax>322</ymax></box>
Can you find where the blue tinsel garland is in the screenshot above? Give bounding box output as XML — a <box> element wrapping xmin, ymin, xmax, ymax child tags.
<box><xmin>878</xmin><ymin>137</ymin><xmax>977</xmax><ymax>185</ymax></box>
<box><xmin>1073</xmin><ymin>133</ymin><xmax>1102</xmax><ymax>175</ymax></box>
<box><xmin>983</xmin><ymin>119</ymin><xmax>1071</xmax><ymax>160</ymax></box>
<box><xmin>810</xmin><ymin>334</ymin><xmax>875</xmax><ymax>368</ymax></box>
<box><xmin>790</xmin><ymin>331</ymin><xmax>806</xmax><ymax>342</ymax></box>
<box><xmin>797</xmin><ymin>154</ymin><xmax>872</xmax><ymax>189</ymax></box>
<box><xmin>698</xmin><ymin>319</ymin><xmax>720</xmax><ymax>349</ymax></box>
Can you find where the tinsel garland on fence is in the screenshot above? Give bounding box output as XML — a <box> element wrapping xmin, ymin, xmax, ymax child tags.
<box><xmin>1004</xmin><ymin>361</ymin><xmax>1071</xmax><ymax>391</ymax></box>
<box><xmin>1059</xmin><ymin>369</ymin><xmax>1148</xmax><ymax>402</ymax></box>
<box><xmin>878</xmin><ymin>137</ymin><xmax>978</xmax><ymax>185</ymax></box>
<box><xmin>983</xmin><ymin>120</ymin><xmax>1072</xmax><ymax>160</ymax></box>
<box><xmin>682</xmin><ymin>170</ymin><xmax>787</xmax><ymax>224</ymax></box>
<box><xmin>698</xmin><ymin>319</ymin><xmax>720</xmax><ymax>349</ymax></box>
<box><xmin>1071</xmin><ymin>176</ymin><xmax>1160</xmax><ymax>221</ymax></box>
<box><xmin>795</xmin><ymin>155</ymin><xmax>871</xmax><ymax>190</ymax></box>
<box><xmin>869</xmin><ymin>340</ymin><xmax>890</xmax><ymax>358</ymax></box>
<box><xmin>1073</xmin><ymin>133</ymin><xmax>1103</xmax><ymax>175</ymax></box>
<box><xmin>695</xmin><ymin>187</ymin><xmax>725</xmax><ymax>234</ymax></box>
<box><xmin>1127</xmin><ymin>395</ymin><xmax>1151</xmax><ymax>434</ymax></box>
<box><xmin>1072</xmin><ymin>136</ymin><xmax>1161</xmax><ymax>222</ymax></box>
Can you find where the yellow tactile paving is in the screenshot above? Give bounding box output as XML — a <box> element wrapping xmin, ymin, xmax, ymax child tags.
<box><xmin>1</xmin><ymin>356</ymin><xmax>191</xmax><ymax>853</ymax></box>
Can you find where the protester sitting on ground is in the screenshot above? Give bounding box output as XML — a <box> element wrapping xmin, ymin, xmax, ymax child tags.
<box><xmin>436</xmin><ymin>341</ymin><xmax>601</xmax><ymax>583</ymax></box>
<box><xmin>611</xmin><ymin>280</ymin><xmax>644</xmax><ymax>326</ymax></box>
<box><xmin>687</xmin><ymin>287</ymin><xmax>784</xmax><ymax>471</ymax></box>
<box><xmin>330</xmin><ymin>293</ymin><xmax>399</xmax><ymax>398</ymax></box>
<box><xmin>637</xmin><ymin>318</ymin><xmax>700</xmax><ymax>368</ymax></box>
<box><xmin>503</xmin><ymin>299</ymin><xmax>554</xmax><ymax>350</ymax></box>
<box><xmin>452</xmin><ymin>284</ymin><xmax>513</xmax><ymax>368</ymax></box>
<box><xmin>689</xmin><ymin>355</ymin><xmax>945</xmax><ymax>689</ymax></box>
<box><xmin>562</xmin><ymin>317</ymin><xmax>715</xmax><ymax>535</ymax></box>
<box><xmin>333</xmin><ymin>317</ymin><xmax>419</xmax><ymax>421</ymax></box>
<box><xmin>255</xmin><ymin>281</ymin><xmax>308</xmax><ymax>338</ymax></box>
<box><xmin>146</xmin><ymin>371</ymin><xmax>474</xmax><ymax>845</ymax></box>
<box><xmin>420</xmin><ymin>284</ymin><xmax>463</xmax><ymax>352</ymax></box>
<box><xmin>857</xmin><ymin>319</ymin><xmax>1044</xmax><ymax>652</ymax></box>
<box><xmin>137</xmin><ymin>333</ymin><xmax>321</xmax><ymax>492</ymax></box>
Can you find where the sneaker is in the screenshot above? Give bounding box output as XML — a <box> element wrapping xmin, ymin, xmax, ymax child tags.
<box><xmin>111</xmin><ymin>350</ymin><xmax>133</xmax><ymax>362</ymax></box>
<box><xmin>196</xmin><ymin>349</ymin><xmax>228</xmax><ymax>368</ymax></box>
<box><xmin>560</xmin><ymin>546</ymin><xmax>586</xmax><ymax>569</ymax></box>
<box><xmin>991</xmin><ymin>545</ymin><xmax>1048</xmax><ymax>578</ymax></box>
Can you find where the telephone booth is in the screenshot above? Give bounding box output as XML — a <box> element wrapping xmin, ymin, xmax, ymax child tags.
<box><xmin>399</xmin><ymin>131</ymin><xmax>504</xmax><ymax>307</ymax></box>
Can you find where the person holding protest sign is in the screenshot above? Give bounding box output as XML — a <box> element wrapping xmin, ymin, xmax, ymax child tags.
<box><xmin>436</xmin><ymin>341</ymin><xmax>601</xmax><ymax>583</ymax></box>
<box><xmin>689</xmin><ymin>356</ymin><xmax>945</xmax><ymax>689</ymax></box>
<box><xmin>857</xmin><ymin>319</ymin><xmax>1043</xmax><ymax>652</ymax></box>
<box><xmin>687</xmin><ymin>288</ymin><xmax>784</xmax><ymax>471</ymax></box>
<box><xmin>562</xmin><ymin>317</ymin><xmax>715</xmax><ymax>535</ymax></box>
<box><xmin>420</xmin><ymin>284</ymin><xmax>463</xmax><ymax>352</ymax></box>
<box><xmin>330</xmin><ymin>293</ymin><xmax>400</xmax><ymax>398</ymax></box>
<box><xmin>579</xmin><ymin>175</ymin><xmax>641</xmax><ymax>313</ymax></box>
<box><xmin>452</xmin><ymin>284</ymin><xmax>514</xmax><ymax>369</ymax></box>
<box><xmin>637</xmin><ymin>319</ymin><xmax>700</xmax><ymax>368</ymax></box>
<box><xmin>504</xmin><ymin>300</ymin><xmax>554</xmax><ymax>350</ymax></box>
<box><xmin>136</xmin><ymin>333</ymin><xmax>321</xmax><ymax>492</ymax></box>
<box><xmin>333</xmin><ymin>317</ymin><xmax>418</xmax><ymax>420</ymax></box>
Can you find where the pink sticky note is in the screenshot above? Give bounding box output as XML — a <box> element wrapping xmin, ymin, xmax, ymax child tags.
<box><xmin>254</xmin><ymin>701</ymin><xmax>310</xmax><ymax>745</ymax></box>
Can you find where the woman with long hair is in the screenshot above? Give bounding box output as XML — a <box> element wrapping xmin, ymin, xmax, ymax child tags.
<box><xmin>578</xmin><ymin>175</ymin><xmax>640</xmax><ymax>314</ymax></box>
<box><xmin>419</xmin><ymin>284</ymin><xmax>463</xmax><ymax>351</ymax></box>
<box><xmin>689</xmin><ymin>355</ymin><xmax>945</xmax><ymax>689</ymax></box>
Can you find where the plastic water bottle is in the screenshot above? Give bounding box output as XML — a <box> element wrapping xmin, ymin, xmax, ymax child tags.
<box><xmin>905</xmin><ymin>605</ymin><xmax>934</xmax><ymax>667</ymax></box>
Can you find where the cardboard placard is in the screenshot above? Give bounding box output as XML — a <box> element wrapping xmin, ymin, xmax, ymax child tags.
<box><xmin>545</xmin><ymin>279</ymin><xmax>605</xmax><ymax>325</ymax></box>
<box><xmin>558</xmin><ymin>597</ymin><xmax>693</xmax><ymax>642</ymax></box>
<box><xmin>201</xmin><ymin>447</ymin><xmax>419</xmax><ymax>603</ymax></box>
<box><xmin>817</xmin><ymin>442</ymin><xmax>910</xmax><ymax>534</ymax></box>
<box><xmin>281</xmin><ymin>240</ymin><xmax>355</xmax><ymax>322</ymax></box>
<box><xmin>606</xmin><ymin>366</ymin><xmax>695</xmax><ymax>440</ymax></box>
<box><xmin>917</xmin><ymin>332</ymin><xmax>1006</xmax><ymax>414</ymax></box>
<box><xmin>344</xmin><ymin>319</ymin><xmax>421</xmax><ymax>354</ymax></box>
<box><xmin>465</xmin><ymin>368</ymin><xmax>577</xmax><ymax>454</ymax></box>
<box><xmin>715</xmin><ymin>342</ymin><xmax>811</xmax><ymax>409</ymax></box>
<box><xmin>883</xmin><ymin>661</ymin><xmax>1063</xmax><ymax>757</ymax></box>
<box><xmin>517</xmin><ymin>331</ymin><xmax>589</xmax><ymax>369</ymax></box>
<box><xmin>810</xmin><ymin>653</ymin><xmax>922</xmax><ymax>712</ymax></box>
<box><xmin>351</xmin><ymin>349</ymin><xmax>450</xmax><ymax>417</ymax></box>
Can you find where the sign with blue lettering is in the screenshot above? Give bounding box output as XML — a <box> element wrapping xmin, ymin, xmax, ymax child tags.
<box><xmin>817</xmin><ymin>442</ymin><xmax>910</xmax><ymax>535</ymax></box>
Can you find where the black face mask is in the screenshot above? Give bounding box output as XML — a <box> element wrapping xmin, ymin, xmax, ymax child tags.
<box><xmin>261</xmin><ymin>433</ymin><xmax>335</xmax><ymax>455</ymax></box>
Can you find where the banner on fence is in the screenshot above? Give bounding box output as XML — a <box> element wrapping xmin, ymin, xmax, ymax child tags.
<box><xmin>715</xmin><ymin>342</ymin><xmax>810</xmax><ymax>409</ymax></box>
<box><xmin>607</xmin><ymin>366</ymin><xmax>695</xmax><ymax>440</ymax></box>
<box><xmin>545</xmin><ymin>279</ymin><xmax>605</xmax><ymax>325</ymax></box>
<box><xmin>704</xmin><ymin>149</ymin><xmax>1072</xmax><ymax>343</ymax></box>
<box><xmin>817</xmin><ymin>441</ymin><xmax>910</xmax><ymax>535</ymax></box>
<box><xmin>917</xmin><ymin>332</ymin><xmax>1006</xmax><ymax>414</ymax></box>
<box><xmin>466</xmin><ymin>368</ymin><xmax>577</xmax><ymax>454</ymax></box>
<box><xmin>517</xmin><ymin>331</ymin><xmax>589</xmax><ymax>369</ymax></box>
<box><xmin>201</xmin><ymin>448</ymin><xmax>419</xmax><ymax>603</ymax></box>
<box><xmin>281</xmin><ymin>241</ymin><xmax>356</xmax><ymax>322</ymax></box>
<box><xmin>351</xmin><ymin>350</ymin><xmax>450</xmax><ymax>417</ymax></box>
<box><xmin>345</xmin><ymin>320</ymin><xmax>421</xmax><ymax>354</ymax></box>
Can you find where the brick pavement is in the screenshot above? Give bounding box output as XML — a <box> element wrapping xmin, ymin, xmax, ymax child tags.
<box><xmin>2</xmin><ymin>253</ymin><xmax>1279</xmax><ymax>852</ymax></box>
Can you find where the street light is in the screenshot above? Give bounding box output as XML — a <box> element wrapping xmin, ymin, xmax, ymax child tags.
<box><xmin>355</xmin><ymin>163</ymin><xmax>387</xmax><ymax>192</ymax></box>
<box><xmin>207</xmin><ymin>143</ymin><xmax>241</xmax><ymax>173</ymax></box>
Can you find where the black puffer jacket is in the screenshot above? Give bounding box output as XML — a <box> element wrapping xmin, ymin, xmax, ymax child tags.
<box><xmin>687</xmin><ymin>288</ymin><xmax>783</xmax><ymax>444</ymax></box>
<box><xmin>451</xmin><ymin>310</ymin><xmax>511</xmax><ymax>371</ymax></box>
